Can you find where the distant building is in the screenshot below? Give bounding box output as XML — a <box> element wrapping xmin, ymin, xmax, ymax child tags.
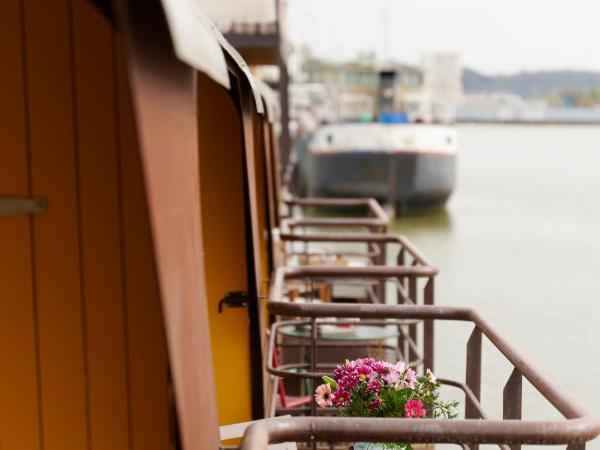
<box><xmin>290</xmin><ymin>50</ymin><xmax>378</xmax><ymax>125</ymax></box>
<box><xmin>421</xmin><ymin>53</ymin><xmax>463</xmax><ymax>123</ymax></box>
<box><xmin>392</xmin><ymin>65</ymin><xmax>431</xmax><ymax>122</ymax></box>
<box><xmin>197</xmin><ymin>0</ymin><xmax>277</xmax><ymax>33</ymax></box>
<box><xmin>457</xmin><ymin>93</ymin><xmax>546</xmax><ymax>122</ymax></box>
<box><xmin>457</xmin><ymin>93</ymin><xmax>600</xmax><ymax>123</ymax></box>
<box><xmin>290</xmin><ymin>51</ymin><xmax>462</xmax><ymax>125</ymax></box>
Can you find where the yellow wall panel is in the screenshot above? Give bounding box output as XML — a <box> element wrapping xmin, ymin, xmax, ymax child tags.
<box><xmin>197</xmin><ymin>72</ymin><xmax>253</xmax><ymax>425</ymax></box>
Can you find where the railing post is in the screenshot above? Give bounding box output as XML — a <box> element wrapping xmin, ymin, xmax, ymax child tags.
<box><xmin>379</xmin><ymin>241</ymin><xmax>387</xmax><ymax>303</ymax></box>
<box><xmin>387</xmin><ymin>155</ymin><xmax>397</xmax><ymax>217</ymax></box>
<box><xmin>465</xmin><ymin>327</ymin><xmax>482</xmax><ymax>419</ymax></box>
<box><xmin>371</xmin><ymin>237</ymin><xmax>387</xmax><ymax>304</ymax></box>
<box><xmin>397</xmin><ymin>248</ymin><xmax>405</xmax><ymax>289</ymax></box>
<box><xmin>368</xmin><ymin>239</ymin><xmax>377</xmax><ymax>266</ymax></box>
<box><xmin>424</xmin><ymin>278</ymin><xmax>434</xmax><ymax>372</ymax></box>
<box><xmin>310</xmin><ymin>316</ymin><xmax>317</xmax><ymax>418</ymax></box>
<box><xmin>567</xmin><ymin>444</ymin><xmax>586</xmax><ymax>450</ymax></box>
<box><xmin>408</xmin><ymin>273</ymin><xmax>418</xmax><ymax>363</ymax></box>
<box><xmin>503</xmin><ymin>368</ymin><xmax>522</xmax><ymax>450</ymax></box>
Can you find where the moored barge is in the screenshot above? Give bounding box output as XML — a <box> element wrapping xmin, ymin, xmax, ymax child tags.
<box><xmin>298</xmin><ymin>122</ymin><xmax>458</xmax><ymax>211</ymax></box>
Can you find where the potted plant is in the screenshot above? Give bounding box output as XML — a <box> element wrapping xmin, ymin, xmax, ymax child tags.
<box><xmin>314</xmin><ymin>358</ymin><xmax>458</xmax><ymax>450</ymax></box>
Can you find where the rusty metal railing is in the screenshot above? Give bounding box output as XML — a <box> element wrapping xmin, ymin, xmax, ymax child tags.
<box><xmin>267</xmin><ymin>267</ymin><xmax>436</xmax><ymax>419</ymax></box>
<box><xmin>281</xmin><ymin>196</ymin><xmax>389</xmax><ymax>233</ymax></box>
<box><xmin>278</xmin><ymin>233</ymin><xmax>436</xmax><ymax>307</ymax></box>
<box><xmin>268</xmin><ymin>317</ymin><xmax>423</xmax><ymax>418</ymax></box>
<box><xmin>279</xmin><ymin>231</ymin><xmax>433</xmax><ymax>268</ymax></box>
<box><xmin>248</xmin><ymin>300</ymin><xmax>600</xmax><ymax>449</ymax></box>
<box><xmin>270</xmin><ymin>264</ymin><xmax>436</xmax><ymax>309</ymax></box>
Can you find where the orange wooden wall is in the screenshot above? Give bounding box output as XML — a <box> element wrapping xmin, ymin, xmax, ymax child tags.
<box><xmin>0</xmin><ymin>2</ymin><xmax>171</xmax><ymax>449</ymax></box>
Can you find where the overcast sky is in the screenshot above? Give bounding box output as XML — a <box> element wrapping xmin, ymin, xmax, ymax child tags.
<box><xmin>286</xmin><ymin>0</ymin><xmax>600</xmax><ymax>74</ymax></box>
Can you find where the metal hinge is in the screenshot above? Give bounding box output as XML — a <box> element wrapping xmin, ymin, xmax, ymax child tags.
<box><xmin>0</xmin><ymin>196</ymin><xmax>47</xmax><ymax>216</ymax></box>
<box><xmin>218</xmin><ymin>291</ymin><xmax>248</xmax><ymax>313</ymax></box>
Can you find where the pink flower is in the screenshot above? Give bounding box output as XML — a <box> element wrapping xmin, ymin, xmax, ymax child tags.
<box><xmin>394</xmin><ymin>361</ymin><xmax>406</xmax><ymax>373</ymax></box>
<box><xmin>403</xmin><ymin>368</ymin><xmax>417</xmax><ymax>389</ymax></box>
<box><xmin>314</xmin><ymin>384</ymin><xmax>334</xmax><ymax>407</ymax></box>
<box><xmin>405</xmin><ymin>399</ymin><xmax>427</xmax><ymax>418</ymax></box>
<box><xmin>382</xmin><ymin>361</ymin><xmax>406</xmax><ymax>387</ymax></box>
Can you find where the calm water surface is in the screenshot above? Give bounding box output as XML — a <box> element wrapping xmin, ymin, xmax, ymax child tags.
<box><xmin>391</xmin><ymin>124</ymin><xmax>600</xmax><ymax>447</ymax></box>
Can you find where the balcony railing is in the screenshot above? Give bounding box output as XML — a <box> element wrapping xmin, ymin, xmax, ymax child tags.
<box><xmin>267</xmin><ymin>266</ymin><xmax>436</xmax><ymax>418</ymax></box>
<box><xmin>252</xmin><ymin>299</ymin><xmax>600</xmax><ymax>449</ymax></box>
<box><xmin>281</xmin><ymin>197</ymin><xmax>389</xmax><ymax>233</ymax></box>
<box><xmin>279</xmin><ymin>231</ymin><xmax>434</xmax><ymax>274</ymax></box>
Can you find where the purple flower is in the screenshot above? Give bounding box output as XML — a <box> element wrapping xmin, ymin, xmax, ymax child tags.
<box><xmin>366</xmin><ymin>379</ymin><xmax>382</xmax><ymax>394</ymax></box>
<box><xmin>333</xmin><ymin>389</ymin><xmax>350</xmax><ymax>407</ymax></box>
<box><xmin>371</xmin><ymin>361</ymin><xmax>387</xmax><ymax>374</ymax></box>
<box><xmin>368</xmin><ymin>398</ymin><xmax>383</xmax><ymax>410</ymax></box>
<box><xmin>337</xmin><ymin>373</ymin><xmax>359</xmax><ymax>391</ymax></box>
<box><xmin>356</xmin><ymin>364</ymin><xmax>376</xmax><ymax>382</ymax></box>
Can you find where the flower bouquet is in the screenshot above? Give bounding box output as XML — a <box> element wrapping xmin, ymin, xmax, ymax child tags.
<box><xmin>314</xmin><ymin>358</ymin><xmax>458</xmax><ymax>450</ymax></box>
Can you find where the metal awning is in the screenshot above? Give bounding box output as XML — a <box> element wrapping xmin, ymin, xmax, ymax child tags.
<box><xmin>256</xmin><ymin>79</ymin><xmax>279</xmax><ymax>123</ymax></box>
<box><xmin>159</xmin><ymin>0</ymin><xmax>267</xmax><ymax>115</ymax></box>
<box><xmin>213</xmin><ymin>27</ymin><xmax>265</xmax><ymax>115</ymax></box>
<box><xmin>159</xmin><ymin>0</ymin><xmax>230</xmax><ymax>88</ymax></box>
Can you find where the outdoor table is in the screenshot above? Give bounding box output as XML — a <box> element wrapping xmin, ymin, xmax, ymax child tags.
<box><xmin>279</xmin><ymin>324</ymin><xmax>398</xmax><ymax>341</ymax></box>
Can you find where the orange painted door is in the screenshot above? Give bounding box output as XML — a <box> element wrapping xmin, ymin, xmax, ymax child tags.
<box><xmin>197</xmin><ymin>72</ymin><xmax>255</xmax><ymax>426</ymax></box>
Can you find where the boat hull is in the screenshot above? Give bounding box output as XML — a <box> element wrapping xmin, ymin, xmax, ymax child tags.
<box><xmin>301</xmin><ymin>150</ymin><xmax>456</xmax><ymax>209</ymax></box>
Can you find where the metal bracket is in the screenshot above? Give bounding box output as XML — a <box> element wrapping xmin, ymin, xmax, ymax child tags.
<box><xmin>0</xmin><ymin>197</ymin><xmax>47</xmax><ymax>216</ymax></box>
<box><xmin>218</xmin><ymin>291</ymin><xmax>248</xmax><ymax>313</ymax></box>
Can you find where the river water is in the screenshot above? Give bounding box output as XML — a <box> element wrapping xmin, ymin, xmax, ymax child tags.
<box><xmin>391</xmin><ymin>124</ymin><xmax>600</xmax><ymax>447</ymax></box>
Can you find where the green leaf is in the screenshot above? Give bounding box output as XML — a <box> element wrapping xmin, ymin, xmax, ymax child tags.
<box><xmin>322</xmin><ymin>375</ymin><xmax>337</xmax><ymax>389</ymax></box>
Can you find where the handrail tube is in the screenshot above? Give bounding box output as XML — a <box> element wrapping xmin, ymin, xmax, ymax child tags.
<box><xmin>284</xmin><ymin>217</ymin><xmax>388</xmax><ymax>228</ymax></box>
<box><xmin>281</xmin><ymin>196</ymin><xmax>389</xmax><ymax>228</ymax></box>
<box><xmin>268</xmin><ymin>266</ymin><xmax>437</xmax><ymax>305</ymax></box>
<box><xmin>284</xmin><ymin>197</ymin><xmax>376</xmax><ymax>207</ymax></box>
<box><xmin>281</xmin><ymin>265</ymin><xmax>439</xmax><ymax>279</ymax></box>
<box><xmin>285</xmin><ymin>196</ymin><xmax>385</xmax><ymax>214</ymax></box>
<box><xmin>241</xmin><ymin>415</ymin><xmax>600</xmax><ymax>448</ymax></box>
<box><xmin>268</xmin><ymin>302</ymin><xmax>471</xmax><ymax>320</ymax></box>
